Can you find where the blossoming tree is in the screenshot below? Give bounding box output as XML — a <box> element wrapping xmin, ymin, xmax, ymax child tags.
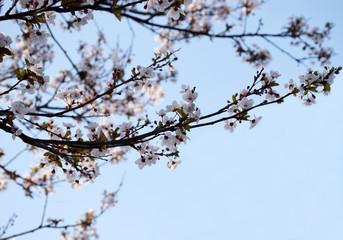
<box><xmin>0</xmin><ymin>0</ymin><xmax>341</xmax><ymax>239</ymax></box>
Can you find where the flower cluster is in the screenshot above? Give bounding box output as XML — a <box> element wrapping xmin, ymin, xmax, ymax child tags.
<box><xmin>59</xmin><ymin>209</ymin><xmax>98</xmax><ymax>240</ymax></box>
<box><xmin>72</xmin><ymin>10</ymin><xmax>94</xmax><ymax>31</ymax></box>
<box><xmin>100</xmin><ymin>190</ymin><xmax>118</xmax><ymax>210</ymax></box>
<box><xmin>0</xmin><ymin>32</ymin><xmax>12</xmax><ymax>48</ymax></box>
<box><xmin>287</xmin><ymin>66</ymin><xmax>341</xmax><ymax>105</ymax></box>
<box><xmin>0</xmin><ymin>32</ymin><xmax>13</xmax><ymax>62</ymax></box>
<box><xmin>0</xmin><ymin>2</ymin><xmax>341</xmax><ymax>239</ymax></box>
<box><xmin>55</xmin><ymin>85</ymin><xmax>85</xmax><ymax>108</ymax></box>
<box><xmin>134</xmin><ymin>85</ymin><xmax>200</xmax><ymax>169</ymax></box>
<box><xmin>11</xmin><ymin>101</ymin><xmax>29</xmax><ymax>119</ymax></box>
<box><xmin>135</xmin><ymin>142</ymin><xmax>160</xmax><ymax>169</ymax></box>
<box><xmin>22</xmin><ymin>164</ymin><xmax>56</xmax><ymax>195</ymax></box>
<box><xmin>145</xmin><ymin>0</ymin><xmax>193</xmax><ymax>20</ymax></box>
<box><xmin>19</xmin><ymin>0</ymin><xmax>45</xmax><ymax>10</ymax></box>
<box><xmin>222</xmin><ymin>67</ymin><xmax>340</xmax><ymax>134</ymax></box>
<box><xmin>285</xmin><ymin>16</ymin><xmax>334</xmax><ymax>65</ymax></box>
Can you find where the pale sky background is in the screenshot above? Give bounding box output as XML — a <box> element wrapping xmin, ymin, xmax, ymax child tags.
<box><xmin>1</xmin><ymin>0</ymin><xmax>343</xmax><ymax>240</ymax></box>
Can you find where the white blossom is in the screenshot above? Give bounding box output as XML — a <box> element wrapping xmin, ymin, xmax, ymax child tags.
<box><xmin>11</xmin><ymin>123</ymin><xmax>22</xmax><ymax>140</ymax></box>
<box><xmin>303</xmin><ymin>95</ymin><xmax>316</xmax><ymax>106</ymax></box>
<box><xmin>154</xmin><ymin>46</ymin><xmax>168</xmax><ymax>57</ymax></box>
<box><xmin>75</xmin><ymin>129</ymin><xmax>83</xmax><ymax>140</ymax></box>
<box><xmin>269</xmin><ymin>70</ymin><xmax>281</xmax><ymax>79</ymax></box>
<box><xmin>135</xmin><ymin>142</ymin><xmax>160</xmax><ymax>169</ymax></box>
<box><xmin>166</xmin><ymin>100</ymin><xmax>180</xmax><ymax>112</ymax></box>
<box><xmin>265</xmin><ymin>89</ymin><xmax>278</xmax><ymax>101</ymax></box>
<box><xmin>30</xmin><ymin>30</ymin><xmax>49</xmax><ymax>44</ymax></box>
<box><xmin>157</xmin><ymin>109</ymin><xmax>166</xmax><ymax>117</ymax></box>
<box><xmin>182</xmin><ymin>89</ymin><xmax>198</xmax><ymax>102</ymax></box>
<box><xmin>100</xmin><ymin>190</ymin><xmax>117</xmax><ymax>210</ymax></box>
<box><xmin>167</xmin><ymin>160</ymin><xmax>181</xmax><ymax>170</ymax></box>
<box><xmin>284</xmin><ymin>79</ymin><xmax>297</xmax><ymax>90</ymax></box>
<box><xmin>0</xmin><ymin>32</ymin><xmax>12</xmax><ymax>47</ymax></box>
<box><xmin>180</xmin><ymin>84</ymin><xmax>190</xmax><ymax>93</ymax></box>
<box><xmin>167</xmin><ymin>7</ymin><xmax>185</xmax><ymax>21</ymax></box>
<box><xmin>11</xmin><ymin>101</ymin><xmax>29</xmax><ymax>119</ymax></box>
<box><xmin>119</xmin><ymin>122</ymin><xmax>132</xmax><ymax>137</ymax></box>
<box><xmin>238</xmin><ymin>97</ymin><xmax>254</xmax><ymax>109</ymax></box>
<box><xmin>240</xmin><ymin>89</ymin><xmax>248</xmax><ymax>97</ymax></box>
<box><xmin>155</xmin><ymin>0</ymin><xmax>170</xmax><ymax>12</ymax></box>
<box><xmin>45</xmin><ymin>11</ymin><xmax>56</xmax><ymax>26</ymax></box>
<box><xmin>160</xmin><ymin>132</ymin><xmax>176</xmax><ymax>149</ymax></box>
<box><xmin>63</xmin><ymin>122</ymin><xmax>76</xmax><ymax>129</ymax></box>
<box><xmin>162</xmin><ymin>115</ymin><xmax>174</xmax><ymax>125</ymax></box>
<box><xmin>137</xmin><ymin>66</ymin><xmax>155</xmax><ymax>79</ymax></box>
<box><xmin>19</xmin><ymin>0</ymin><xmax>44</xmax><ymax>10</ymax></box>
<box><xmin>227</xmin><ymin>104</ymin><xmax>238</xmax><ymax>114</ymax></box>
<box><xmin>249</xmin><ymin>116</ymin><xmax>262</xmax><ymax>129</ymax></box>
<box><xmin>224</xmin><ymin>119</ymin><xmax>237</xmax><ymax>133</ymax></box>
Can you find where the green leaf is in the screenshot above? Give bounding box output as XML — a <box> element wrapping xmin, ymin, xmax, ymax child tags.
<box><xmin>323</xmin><ymin>82</ymin><xmax>331</xmax><ymax>92</ymax></box>
<box><xmin>99</xmin><ymin>130</ymin><xmax>108</xmax><ymax>142</ymax></box>
<box><xmin>55</xmin><ymin>160</ymin><xmax>63</xmax><ymax>168</ymax></box>
<box><xmin>269</xmin><ymin>81</ymin><xmax>279</xmax><ymax>87</ymax></box>
<box><xmin>36</xmin><ymin>13</ymin><xmax>45</xmax><ymax>23</ymax></box>
<box><xmin>176</xmin><ymin>108</ymin><xmax>187</xmax><ymax>118</ymax></box>
<box><xmin>30</xmin><ymin>71</ymin><xmax>45</xmax><ymax>84</ymax></box>
<box><xmin>112</xmin><ymin>9</ymin><xmax>122</xmax><ymax>21</ymax></box>
<box><xmin>276</xmin><ymin>98</ymin><xmax>284</xmax><ymax>104</ymax></box>
<box><xmin>292</xmin><ymin>88</ymin><xmax>300</xmax><ymax>95</ymax></box>
<box><xmin>232</xmin><ymin>95</ymin><xmax>237</xmax><ymax>102</ymax></box>
<box><xmin>112</xmin><ymin>0</ymin><xmax>119</xmax><ymax>7</ymax></box>
<box><xmin>64</xmin><ymin>130</ymin><xmax>71</xmax><ymax>138</ymax></box>
<box><xmin>25</xmin><ymin>58</ymin><xmax>31</xmax><ymax>66</ymax></box>
<box><xmin>308</xmin><ymin>86</ymin><xmax>318</xmax><ymax>92</ymax></box>
<box><xmin>110</xmin><ymin>127</ymin><xmax>120</xmax><ymax>139</ymax></box>
<box><xmin>183</xmin><ymin>119</ymin><xmax>193</xmax><ymax>125</ymax></box>
<box><xmin>241</xmin><ymin>113</ymin><xmax>249</xmax><ymax>120</ymax></box>
<box><xmin>16</xmin><ymin>69</ymin><xmax>27</xmax><ymax>80</ymax></box>
<box><xmin>31</xmin><ymin>166</ymin><xmax>39</xmax><ymax>174</ymax></box>
<box><xmin>184</xmin><ymin>124</ymin><xmax>191</xmax><ymax>132</ymax></box>
<box><xmin>27</xmin><ymin>76</ymin><xmax>34</xmax><ymax>85</ymax></box>
<box><xmin>43</xmin><ymin>152</ymin><xmax>52</xmax><ymax>157</ymax></box>
<box><xmin>25</xmin><ymin>22</ymin><xmax>33</xmax><ymax>28</ymax></box>
<box><xmin>0</xmin><ymin>47</ymin><xmax>14</xmax><ymax>56</ymax></box>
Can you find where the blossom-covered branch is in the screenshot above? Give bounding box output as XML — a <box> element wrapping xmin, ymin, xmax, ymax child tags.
<box><xmin>0</xmin><ymin>185</ymin><xmax>120</xmax><ymax>240</ymax></box>
<box><xmin>0</xmin><ymin>0</ymin><xmax>340</xmax><ymax>239</ymax></box>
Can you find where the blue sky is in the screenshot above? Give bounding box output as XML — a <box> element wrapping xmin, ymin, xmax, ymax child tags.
<box><xmin>1</xmin><ymin>0</ymin><xmax>343</xmax><ymax>239</ymax></box>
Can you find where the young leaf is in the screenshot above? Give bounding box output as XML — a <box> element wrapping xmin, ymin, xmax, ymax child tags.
<box><xmin>112</xmin><ymin>9</ymin><xmax>122</xmax><ymax>21</ymax></box>
<box><xmin>99</xmin><ymin>130</ymin><xmax>108</xmax><ymax>142</ymax></box>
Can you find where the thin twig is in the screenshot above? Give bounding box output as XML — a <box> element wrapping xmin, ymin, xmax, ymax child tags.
<box><xmin>40</xmin><ymin>193</ymin><xmax>49</xmax><ymax>227</ymax></box>
<box><xmin>3</xmin><ymin>147</ymin><xmax>28</xmax><ymax>167</ymax></box>
<box><xmin>45</xmin><ymin>22</ymin><xmax>81</xmax><ymax>76</ymax></box>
